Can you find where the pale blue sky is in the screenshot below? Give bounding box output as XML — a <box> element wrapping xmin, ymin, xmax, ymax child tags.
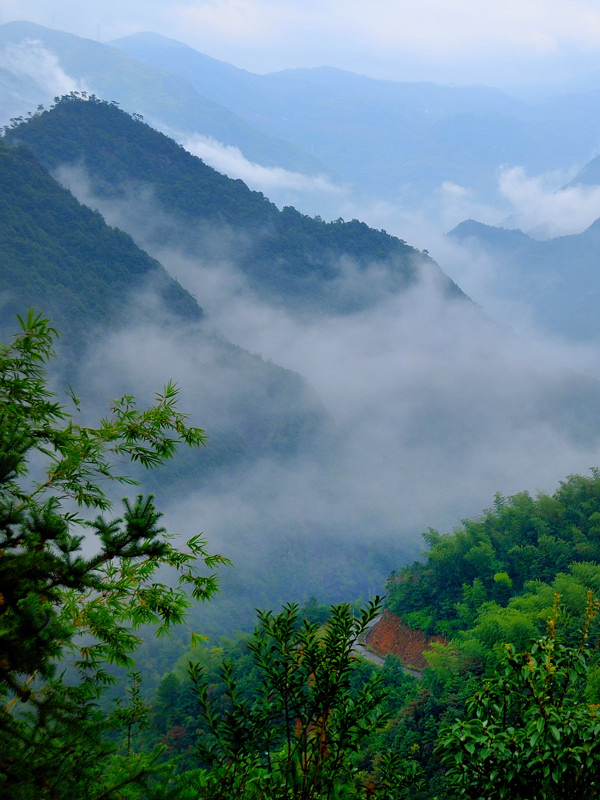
<box><xmin>2</xmin><ymin>0</ymin><xmax>600</xmax><ymax>87</ymax></box>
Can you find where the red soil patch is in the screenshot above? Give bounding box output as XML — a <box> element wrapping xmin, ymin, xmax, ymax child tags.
<box><xmin>365</xmin><ymin>609</ymin><xmax>446</xmax><ymax>670</ymax></box>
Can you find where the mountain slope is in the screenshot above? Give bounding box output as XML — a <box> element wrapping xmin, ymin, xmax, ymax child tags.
<box><xmin>4</xmin><ymin>94</ymin><xmax>462</xmax><ymax>314</ymax></box>
<box><xmin>0</xmin><ymin>124</ymin><xmax>418</xmax><ymax>622</ymax></box>
<box><xmin>0</xmin><ymin>137</ymin><xmax>201</xmax><ymax>344</ymax></box>
<box><xmin>6</xmin><ymin>93</ymin><xmax>600</xmax><ymax>637</ymax></box>
<box><xmin>566</xmin><ymin>154</ymin><xmax>600</xmax><ymax>187</ymax></box>
<box><xmin>0</xmin><ymin>133</ymin><xmax>324</xmax><ymax>471</ymax></box>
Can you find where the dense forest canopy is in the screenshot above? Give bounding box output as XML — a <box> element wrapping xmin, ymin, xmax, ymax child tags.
<box><xmin>0</xmin><ymin>135</ymin><xmax>202</xmax><ymax>346</ymax></box>
<box><xmin>387</xmin><ymin>472</ymin><xmax>600</xmax><ymax>636</ymax></box>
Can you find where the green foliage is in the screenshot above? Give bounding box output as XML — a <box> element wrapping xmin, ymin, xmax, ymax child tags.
<box><xmin>387</xmin><ymin>475</ymin><xmax>600</xmax><ymax>635</ymax></box>
<box><xmin>0</xmin><ymin>137</ymin><xmax>202</xmax><ymax>350</ymax></box>
<box><xmin>438</xmin><ymin>594</ymin><xmax>600</xmax><ymax>799</ymax></box>
<box><xmin>111</xmin><ymin>672</ymin><xmax>152</xmax><ymax>758</ymax></box>
<box><xmin>449</xmin><ymin>562</ymin><xmax>600</xmax><ymax>675</ymax></box>
<box><xmin>378</xmin><ymin>480</ymin><xmax>600</xmax><ymax>797</ymax></box>
<box><xmin>0</xmin><ymin>310</ymin><xmax>228</xmax><ymax>798</ymax></box>
<box><xmin>184</xmin><ymin>598</ymin><xmax>397</xmax><ymax>799</ymax></box>
<box><xmin>367</xmin><ymin>749</ymin><xmax>425</xmax><ymax>800</ymax></box>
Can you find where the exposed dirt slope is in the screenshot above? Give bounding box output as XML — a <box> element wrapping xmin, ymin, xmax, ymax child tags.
<box><xmin>365</xmin><ymin>609</ymin><xmax>446</xmax><ymax>670</ymax></box>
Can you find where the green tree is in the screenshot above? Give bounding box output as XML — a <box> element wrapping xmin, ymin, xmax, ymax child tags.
<box><xmin>185</xmin><ymin>598</ymin><xmax>392</xmax><ymax>799</ymax></box>
<box><xmin>438</xmin><ymin>593</ymin><xmax>600</xmax><ymax>799</ymax></box>
<box><xmin>0</xmin><ymin>310</ymin><xmax>228</xmax><ymax>799</ymax></box>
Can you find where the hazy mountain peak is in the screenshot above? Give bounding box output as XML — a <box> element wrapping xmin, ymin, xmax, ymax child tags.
<box><xmin>110</xmin><ymin>32</ymin><xmax>191</xmax><ymax>50</ymax></box>
<box><xmin>581</xmin><ymin>216</ymin><xmax>600</xmax><ymax>235</ymax></box>
<box><xmin>565</xmin><ymin>155</ymin><xmax>600</xmax><ymax>188</ymax></box>
<box><xmin>0</xmin><ymin>19</ymin><xmax>105</xmax><ymax>50</ymax></box>
<box><xmin>448</xmin><ymin>219</ymin><xmax>534</xmax><ymax>246</ymax></box>
<box><xmin>109</xmin><ymin>31</ymin><xmax>253</xmax><ymax>75</ymax></box>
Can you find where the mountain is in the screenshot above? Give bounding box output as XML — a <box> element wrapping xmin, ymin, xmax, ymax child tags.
<box><xmin>0</xmin><ymin>137</ymin><xmax>201</xmax><ymax>345</ymax></box>
<box><xmin>107</xmin><ymin>33</ymin><xmax>536</xmax><ymax>200</ymax></box>
<box><xmin>0</xmin><ymin>21</ymin><xmax>327</xmax><ymax>177</ymax></box>
<box><xmin>4</xmin><ymin>22</ymin><xmax>600</xmax><ymax>219</ymax></box>
<box><xmin>566</xmin><ymin>154</ymin><xmax>600</xmax><ymax>187</ymax></box>
<box><xmin>110</xmin><ymin>32</ymin><xmax>600</xmax><ymax>203</ymax></box>
<box><xmin>0</xmin><ymin>129</ymin><xmax>325</xmax><ymax>470</ymax></box>
<box><xmin>4</xmin><ymin>94</ymin><xmax>459</xmax><ymax>314</ymax></box>
<box><xmin>449</xmin><ymin>217</ymin><xmax>600</xmax><ymax>340</ymax></box>
<box><xmin>6</xmin><ymin>94</ymin><xmax>600</xmax><ymax>638</ymax></box>
<box><xmin>1</xmin><ymin>103</ymin><xmax>431</xmax><ymax>626</ymax></box>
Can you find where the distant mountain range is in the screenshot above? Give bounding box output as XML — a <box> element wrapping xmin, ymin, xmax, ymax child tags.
<box><xmin>108</xmin><ymin>31</ymin><xmax>600</xmax><ymax>202</ymax></box>
<box><xmin>3</xmin><ymin>20</ymin><xmax>600</xmax><ymax>214</ymax></box>
<box><xmin>449</xmin><ymin>217</ymin><xmax>600</xmax><ymax>340</ymax></box>
<box><xmin>0</xmin><ymin>21</ymin><xmax>327</xmax><ymax>178</ymax></box>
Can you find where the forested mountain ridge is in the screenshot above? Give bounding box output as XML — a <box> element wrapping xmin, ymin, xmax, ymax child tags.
<box><xmin>0</xmin><ymin>99</ymin><xmax>423</xmax><ymax>624</ymax></box>
<box><xmin>4</xmin><ymin>94</ymin><xmax>462</xmax><ymax>314</ymax></box>
<box><xmin>0</xmin><ymin>136</ymin><xmax>202</xmax><ymax>347</ymax></box>
<box><xmin>0</xmin><ymin>128</ymin><xmax>326</xmax><ymax>482</ymax></box>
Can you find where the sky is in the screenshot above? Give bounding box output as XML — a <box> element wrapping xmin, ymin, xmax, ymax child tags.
<box><xmin>3</xmin><ymin>0</ymin><xmax>600</xmax><ymax>88</ymax></box>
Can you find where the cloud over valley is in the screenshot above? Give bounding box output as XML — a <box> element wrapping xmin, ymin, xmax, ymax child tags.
<box><xmin>58</xmin><ymin>164</ymin><xmax>600</xmax><ymax>613</ymax></box>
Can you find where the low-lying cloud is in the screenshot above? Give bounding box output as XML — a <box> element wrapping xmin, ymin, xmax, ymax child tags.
<box><xmin>497</xmin><ymin>165</ymin><xmax>600</xmax><ymax>237</ymax></box>
<box><xmin>181</xmin><ymin>133</ymin><xmax>344</xmax><ymax>211</ymax></box>
<box><xmin>79</xmin><ymin>259</ymin><xmax>600</xmax><ymax>594</ymax></box>
<box><xmin>51</xmin><ymin>161</ymin><xmax>600</xmax><ymax>616</ymax></box>
<box><xmin>101</xmin><ymin>239</ymin><xmax>600</xmax><ymax>536</ymax></box>
<box><xmin>349</xmin><ymin>163</ymin><xmax>600</xmax><ymax>254</ymax></box>
<box><xmin>0</xmin><ymin>38</ymin><xmax>86</xmax><ymax>101</ymax></box>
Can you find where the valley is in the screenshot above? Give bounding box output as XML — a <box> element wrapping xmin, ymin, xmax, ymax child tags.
<box><xmin>3</xmin><ymin>11</ymin><xmax>600</xmax><ymax>796</ymax></box>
